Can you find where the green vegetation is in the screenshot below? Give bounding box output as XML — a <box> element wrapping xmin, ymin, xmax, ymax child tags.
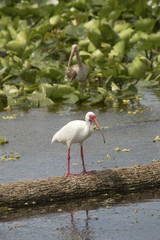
<box><xmin>0</xmin><ymin>137</ymin><xmax>8</xmax><ymax>145</ymax></box>
<box><xmin>1</xmin><ymin>152</ymin><xmax>20</xmax><ymax>161</ymax></box>
<box><xmin>0</xmin><ymin>0</ymin><xmax>160</xmax><ymax>110</ymax></box>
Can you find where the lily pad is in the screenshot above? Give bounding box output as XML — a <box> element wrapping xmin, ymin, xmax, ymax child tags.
<box><xmin>149</xmin><ymin>33</ymin><xmax>160</xmax><ymax>48</ymax></box>
<box><xmin>129</xmin><ymin>31</ymin><xmax>148</xmax><ymax>46</ymax></box>
<box><xmin>90</xmin><ymin>88</ymin><xmax>107</xmax><ymax>105</ymax></box>
<box><xmin>27</xmin><ymin>91</ymin><xmax>54</xmax><ymax>107</ymax></box>
<box><xmin>92</xmin><ymin>49</ymin><xmax>104</xmax><ymax>62</ymax></box>
<box><xmin>128</xmin><ymin>55</ymin><xmax>151</xmax><ymax>80</ymax></box>
<box><xmin>3</xmin><ymin>85</ymin><xmax>19</xmax><ymax>98</ymax></box>
<box><xmin>109</xmin><ymin>41</ymin><xmax>125</xmax><ymax>62</ymax></box>
<box><xmin>119</xmin><ymin>28</ymin><xmax>134</xmax><ymax>42</ymax></box>
<box><xmin>100</xmin><ymin>20</ymin><xmax>119</xmax><ymax>43</ymax></box>
<box><xmin>49</xmin><ymin>84</ymin><xmax>74</xmax><ymax>100</ymax></box>
<box><xmin>88</xmin><ymin>27</ymin><xmax>102</xmax><ymax>48</ymax></box>
<box><xmin>39</xmin><ymin>83</ymin><xmax>54</xmax><ymax>98</ymax></box>
<box><xmin>21</xmin><ymin>69</ymin><xmax>38</xmax><ymax>84</ymax></box>
<box><xmin>114</xmin><ymin>22</ymin><xmax>131</xmax><ymax>33</ymax></box>
<box><xmin>6</xmin><ymin>31</ymin><xmax>27</xmax><ymax>54</ymax></box>
<box><xmin>63</xmin><ymin>93</ymin><xmax>79</xmax><ymax>104</ymax></box>
<box><xmin>134</xmin><ymin>18</ymin><xmax>155</xmax><ymax>33</ymax></box>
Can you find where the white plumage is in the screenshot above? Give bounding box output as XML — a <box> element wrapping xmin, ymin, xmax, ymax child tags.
<box><xmin>52</xmin><ymin>117</ymin><xmax>93</xmax><ymax>147</ymax></box>
<box><xmin>51</xmin><ymin>112</ymin><xmax>105</xmax><ymax>177</ymax></box>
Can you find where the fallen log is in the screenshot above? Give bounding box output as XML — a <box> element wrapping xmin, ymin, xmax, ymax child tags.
<box><xmin>0</xmin><ymin>163</ymin><xmax>160</xmax><ymax>208</ymax></box>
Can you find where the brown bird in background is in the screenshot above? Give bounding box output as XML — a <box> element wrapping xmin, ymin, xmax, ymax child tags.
<box><xmin>67</xmin><ymin>44</ymin><xmax>89</xmax><ymax>87</ymax></box>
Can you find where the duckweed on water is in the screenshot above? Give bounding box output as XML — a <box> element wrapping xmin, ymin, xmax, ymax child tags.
<box><xmin>153</xmin><ymin>136</ymin><xmax>160</xmax><ymax>143</ymax></box>
<box><xmin>0</xmin><ymin>138</ymin><xmax>8</xmax><ymax>145</ymax></box>
<box><xmin>1</xmin><ymin>153</ymin><xmax>20</xmax><ymax>161</ymax></box>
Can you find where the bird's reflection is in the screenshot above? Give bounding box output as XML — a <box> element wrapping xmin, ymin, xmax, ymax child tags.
<box><xmin>59</xmin><ymin>210</ymin><xmax>93</xmax><ymax>240</ymax></box>
<box><xmin>70</xmin><ymin>210</ymin><xmax>89</xmax><ymax>227</ymax></box>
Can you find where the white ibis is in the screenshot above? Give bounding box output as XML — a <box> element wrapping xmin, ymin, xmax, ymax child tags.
<box><xmin>51</xmin><ymin>112</ymin><xmax>105</xmax><ymax>177</ymax></box>
<box><xmin>66</xmin><ymin>44</ymin><xmax>89</xmax><ymax>85</ymax></box>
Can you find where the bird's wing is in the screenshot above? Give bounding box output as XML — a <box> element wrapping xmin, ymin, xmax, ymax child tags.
<box><xmin>67</xmin><ymin>65</ymin><xmax>78</xmax><ymax>81</ymax></box>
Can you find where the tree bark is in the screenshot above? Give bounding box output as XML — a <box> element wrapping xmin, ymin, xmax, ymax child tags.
<box><xmin>0</xmin><ymin>163</ymin><xmax>160</xmax><ymax>208</ymax></box>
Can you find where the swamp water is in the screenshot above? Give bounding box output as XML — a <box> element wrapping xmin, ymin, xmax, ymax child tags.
<box><xmin>0</xmin><ymin>86</ymin><xmax>160</xmax><ymax>240</ymax></box>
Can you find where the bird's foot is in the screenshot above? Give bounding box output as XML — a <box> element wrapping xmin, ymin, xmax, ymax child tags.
<box><xmin>81</xmin><ymin>170</ymin><xmax>96</xmax><ymax>175</ymax></box>
<box><xmin>65</xmin><ymin>173</ymin><xmax>77</xmax><ymax>178</ymax></box>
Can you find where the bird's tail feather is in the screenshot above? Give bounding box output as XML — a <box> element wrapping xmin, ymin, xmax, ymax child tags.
<box><xmin>51</xmin><ymin>136</ymin><xmax>55</xmax><ymax>143</ymax></box>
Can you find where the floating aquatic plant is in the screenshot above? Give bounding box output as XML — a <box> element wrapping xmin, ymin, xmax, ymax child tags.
<box><xmin>0</xmin><ymin>138</ymin><xmax>8</xmax><ymax>145</ymax></box>
<box><xmin>1</xmin><ymin>152</ymin><xmax>20</xmax><ymax>161</ymax></box>
<box><xmin>0</xmin><ymin>0</ymin><xmax>160</xmax><ymax>110</ymax></box>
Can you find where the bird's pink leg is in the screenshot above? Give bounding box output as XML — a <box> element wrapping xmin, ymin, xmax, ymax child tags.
<box><xmin>65</xmin><ymin>148</ymin><xmax>77</xmax><ymax>178</ymax></box>
<box><xmin>80</xmin><ymin>145</ymin><xmax>95</xmax><ymax>174</ymax></box>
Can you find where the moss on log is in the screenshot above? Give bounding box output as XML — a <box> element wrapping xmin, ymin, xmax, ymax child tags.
<box><xmin>0</xmin><ymin>163</ymin><xmax>160</xmax><ymax>208</ymax></box>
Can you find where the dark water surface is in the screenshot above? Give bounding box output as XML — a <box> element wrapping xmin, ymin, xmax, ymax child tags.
<box><xmin>0</xmin><ymin>87</ymin><xmax>160</xmax><ymax>240</ymax></box>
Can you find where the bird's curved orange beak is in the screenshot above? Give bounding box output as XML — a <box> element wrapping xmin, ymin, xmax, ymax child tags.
<box><xmin>68</xmin><ymin>45</ymin><xmax>77</xmax><ymax>67</ymax></box>
<box><xmin>92</xmin><ymin>118</ymin><xmax>106</xmax><ymax>144</ymax></box>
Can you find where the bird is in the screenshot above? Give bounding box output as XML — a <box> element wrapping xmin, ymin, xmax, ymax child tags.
<box><xmin>51</xmin><ymin>112</ymin><xmax>105</xmax><ymax>177</ymax></box>
<box><xmin>66</xmin><ymin>44</ymin><xmax>89</xmax><ymax>87</ymax></box>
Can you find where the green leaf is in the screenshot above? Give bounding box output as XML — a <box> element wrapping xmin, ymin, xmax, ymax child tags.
<box><xmin>129</xmin><ymin>31</ymin><xmax>148</xmax><ymax>46</ymax></box>
<box><xmin>90</xmin><ymin>87</ymin><xmax>107</xmax><ymax>105</ymax></box>
<box><xmin>39</xmin><ymin>83</ymin><xmax>54</xmax><ymax>98</ymax></box>
<box><xmin>137</xmin><ymin>38</ymin><xmax>152</xmax><ymax>51</ymax></box>
<box><xmin>63</xmin><ymin>24</ymin><xmax>77</xmax><ymax>37</ymax></box>
<box><xmin>6</xmin><ymin>31</ymin><xmax>27</xmax><ymax>54</ymax></box>
<box><xmin>92</xmin><ymin>49</ymin><xmax>104</xmax><ymax>62</ymax></box>
<box><xmin>128</xmin><ymin>55</ymin><xmax>151</xmax><ymax>80</ymax></box>
<box><xmin>84</xmin><ymin>19</ymin><xmax>99</xmax><ymax>30</ymax></box>
<box><xmin>134</xmin><ymin>18</ymin><xmax>155</xmax><ymax>33</ymax></box>
<box><xmin>109</xmin><ymin>40</ymin><xmax>125</xmax><ymax>62</ymax></box>
<box><xmin>3</xmin><ymin>85</ymin><xmax>19</xmax><ymax>98</ymax></box>
<box><xmin>63</xmin><ymin>93</ymin><xmax>79</xmax><ymax>104</ymax></box>
<box><xmin>88</xmin><ymin>27</ymin><xmax>102</xmax><ymax>48</ymax></box>
<box><xmin>49</xmin><ymin>15</ymin><xmax>61</xmax><ymax>27</ymax></box>
<box><xmin>121</xmin><ymin>84</ymin><xmax>138</xmax><ymax>97</ymax></box>
<box><xmin>27</xmin><ymin>91</ymin><xmax>54</xmax><ymax>107</ymax></box>
<box><xmin>79</xmin><ymin>50</ymin><xmax>91</xmax><ymax>60</ymax></box>
<box><xmin>114</xmin><ymin>22</ymin><xmax>131</xmax><ymax>33</ymax></box>
<box><xmin>40</xmin><ymin>65</ymin><xmax>63</xmax><ymax>81</ymax></box>
<box><xmin>78</xmin><ymin>40</ymin><xmax>89</xmax><ymax>49</ymax></box>
<box><xmin>0</xmin><ymin>38</ymin><xmax>7</xmax><ymax>48</ymax></box>
<box><xmin>7</xmin><ymin>24</ymin><xmax>17</xmax><ymax>39</ymax></box>
<box><xmin>109</xmin><ymin>9</ymin><xmax>121</xmax><ymax>21</ymax></box>
<box><xmin>0</xmin><ymin>66</ymin><xmax>7</xmax><ymax>77</ymax></box>
<box><xmin>49</xmin><ymin>84</ymin><xmax>74</xmax><ymax>100</ymax></box>
<box><xmin>101</xmin><ymin>42</ymin><xmax>111</xmax><ymax>53</ymax></box>
<box><xmin>119</xmin><ymin>28</ymin><xmax>134</xmax><ymax>42</ymax></box>
<box><xmin>111</xmin><ymin>82</ymin><xmax>120</xmax><ymax>92</ymax></box>
<box><xmin>149</xmin><ymin>33</ymin><xmax>160</xmax><ymax>48</ymax></box>
<box><xmin>39</xmin><ymin>98</ymin><xmax>55</xmax><ymax>107</ymax></box>
<box><xmin>21</xmin><ymin>69</ymin><xmax>38</xmax><ymax>84</ymax></box>
<box><xmin>74</xmin><ymin>90</ymin><xmax>90</xmax><ymax>102</ymax></box>
<box><xmin>100</xmin><ymin>19</ymin><xmax>119</xmax><ymax>43</ymax></box>
<box><xmin>0</xmin><ymin>16</ymin><xmax>12</xmax><ymax>25</ymax></box>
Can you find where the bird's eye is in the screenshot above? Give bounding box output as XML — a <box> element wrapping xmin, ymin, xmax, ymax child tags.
<box><xmin>89</xmin><ymin>115</ymin><xmax>95</xmax><ymax>121</ymax></box>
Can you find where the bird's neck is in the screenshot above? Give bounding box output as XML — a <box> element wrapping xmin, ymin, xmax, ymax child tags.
<box><xmin>76</xmin><ymin>49</ymin><xmax>83</xmax><ymax>67</ymax></box>
<box><xmin>87</xmin><ymin>120</ymin><xmax>94</xmax><ymax>128</ymax></box>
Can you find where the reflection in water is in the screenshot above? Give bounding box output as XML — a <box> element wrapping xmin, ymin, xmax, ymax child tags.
<box><xmin>1</xmin><ymin>188</ymin><xmax>160</xmax><ymax>223</ymax></box>
<box><xmin>0</xmin><ymin>189</ymin><xmax>160</xmax><ymax>240</ymax></box>
<box><xmin>58</xmin><ymin>211</ymin><xmax>93</xmax><ymax>240</ymax></box>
